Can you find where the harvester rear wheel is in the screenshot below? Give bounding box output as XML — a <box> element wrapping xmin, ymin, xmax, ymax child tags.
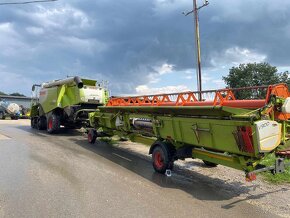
<box><xmin>152</xmin><ymin>144</ymin><xmax>173</xmax><ymax>174</ymax></box>
<box><xmin>47</xmin><ymin>114</ymin><xmax>60</xmax><ymax>134</ymax></box>
<box><xmin>87</xmin><ymin>129</ymin><xmax>97</xmax><ymax>144</ymax></box>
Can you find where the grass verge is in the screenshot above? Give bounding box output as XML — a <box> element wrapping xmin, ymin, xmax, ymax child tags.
<box><xmin>260</xmin><ymin>153</ymin><xmax>290</xmax><ymax>184</ymax></box>
<box><xmin>98</xmin><ymin>137</ymin><xmax>118</xmax><ymax>145</ymax></box>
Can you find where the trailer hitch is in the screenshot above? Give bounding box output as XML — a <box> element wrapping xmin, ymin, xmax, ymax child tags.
<box><xmin>246</xmin><ymin>158</ymin><xmax>290</xmax><ymax>182</ymax></box>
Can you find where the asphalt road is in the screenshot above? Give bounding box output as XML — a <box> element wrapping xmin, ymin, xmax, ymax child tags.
<box><xmin>0</xmin><ymin>120</ymin><xmax>280</xmax><ymax>218</ymax></box>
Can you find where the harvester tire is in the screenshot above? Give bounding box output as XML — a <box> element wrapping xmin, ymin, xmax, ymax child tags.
<box><xmin>37</xmin><ymin>116</ymin><xmax>47</xmax><ymax>130</ymax></box>
<box><xmin>87</xmin><ymin>129</ymin><xmax>97</xmax><ymax>144</ymax></box>
<box><xmin>47</xmin><ymin>114</ymin><xmax>60</xmax><ymax>134</ymax></box>
<box><xmin>31</xmin><ymin>118</ymin><xmax>35</xmax><ymax>128</ymax></box>
<box><xmin>202</xmin><ymin>160</ymin><xmax>218</xmax><ymax>167</ymax></box>
<box><xmin>152</xmin><ymin>144</ymin><xmax>173</xmax><ymax>174</ymax></box>
<box><xmin>31</xmin><ymin>117</ymin><xmax>39</xmax><ymax>128</ymax></box>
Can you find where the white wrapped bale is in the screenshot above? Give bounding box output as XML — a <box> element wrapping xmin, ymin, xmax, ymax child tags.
<box><xmin>6</xmin><ymin>103</ymin><xmax>20</xmax><ymax>115</ymax></box>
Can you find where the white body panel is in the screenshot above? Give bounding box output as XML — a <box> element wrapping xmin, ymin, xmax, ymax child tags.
<box><xmin>255</xmin><ymin>120</ymin><xmax>281</xmax><ymax>152</ymax></box>
<box><xmin>282</xmin><ymin>97</ymin><xmax>290</xmax><ymax>114</ymax></box>
<box><xmin>81</xmin><ymin>86</ymin><xmax>104</xmax><ymax>103</ymax></box>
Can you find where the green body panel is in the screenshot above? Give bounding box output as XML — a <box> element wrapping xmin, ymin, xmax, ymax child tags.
<box><xmin>40</xmin><ymin>85</ymin><xmax>82</xmax><ymax>114</ymax></box>
<box><xmin>155</xmin><ymin>116</ymin><xmax>256</xmax><ymax>155</ymax></box>
<box><xmin>91</xmin><ymin>109</ymin><xmax>257</xmax><ymax>156</ymax></box>
<box><xmin>40</xmin><ymin>86</ymin><xmax>57</xmax><ymax>113</ymax></box>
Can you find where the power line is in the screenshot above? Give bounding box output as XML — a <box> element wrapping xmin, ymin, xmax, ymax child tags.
<box><xmin>0</xmin><ymin>0</ymin><xmax>57</xmax><ymax>5</ymax></box>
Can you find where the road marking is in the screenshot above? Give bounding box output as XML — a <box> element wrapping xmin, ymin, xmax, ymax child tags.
<box><xmin>0</xmin><ymin>133</ymin><xmax>11</xmax><ymax>140</ymax></box>
<box><xmin>112</xmin><ymin>152</ymin><xmax>132</xmax><ymax>162</ymax></box>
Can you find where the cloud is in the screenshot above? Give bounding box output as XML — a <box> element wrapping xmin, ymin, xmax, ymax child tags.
<box><xmin>135</xmin><ymin>84</ymin><xmax>189</xmax><ymax>95</ymax></box>
<box><xmin>26</xmin><ymin>26</ymin><xmax>44</xmax><ymax>35</ymax></box>
<box><xmin>0</xmin><ymin>0</ymin><xmax>289</xmax><ymax>96</ymax></box>
<box><xmin>147</xmin><ymin>63</ymin><xmax>174</xmax><ymax>83</ymax></box>
<box><xmin>0</xmin><ymin>69</ymin><xmax>33</xmax><ymax>95</ymax></box>
<box><xmin>210</xmin><ymin>47</ymin><xmax>267</xmax><ymax>67</ymax></box>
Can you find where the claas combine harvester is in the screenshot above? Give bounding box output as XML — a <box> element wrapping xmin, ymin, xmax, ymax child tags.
<box><xmin>88</xmin><ymin>83</ymin><xmax>290</xmax><ymax>181</ymax></box>
<box><xmin>30</xmin><ymin>76</ymin><xmax>109</xmax><ymax>133</ymax></box>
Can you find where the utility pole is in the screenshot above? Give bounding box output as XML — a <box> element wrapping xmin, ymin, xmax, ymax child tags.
<box><xmin>183</xmin><ymin>0</ymin><xmax>209</xmax><ymax>101</ymax></box>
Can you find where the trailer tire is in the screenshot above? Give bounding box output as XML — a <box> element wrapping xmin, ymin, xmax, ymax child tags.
<box><xmin>152</xmin><ymin>144</ymin><xmax>173</xmax><ymax>174</ymax></box>
<box><xmin>202</xmin><ymin>160</ymin><xmax>218</xmax><ymax>167</ymax></box>
<box><xmin>88</xmin><ymin>129</ymin><xmax>97</xmax><ymax>144</ymax></box>
<box><xmin>47</xmin><ymin>114</ymin><xmax>60</xmax><ymax>134</ymax></box>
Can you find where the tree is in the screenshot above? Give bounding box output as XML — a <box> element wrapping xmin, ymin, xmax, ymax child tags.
<box><xmin>9</xmin><ymin>92</ymin><xmax>26</xmax><ymax>97</ymax></box>
<box><xmin>0</xmin><ymin>91</ymin><xmax>7</xmax><ymax>96</ymax></box>
<box><xmin>223</xmin><ymin>62</ymin><xmax>290</xmax><ymax>99</ymax></box>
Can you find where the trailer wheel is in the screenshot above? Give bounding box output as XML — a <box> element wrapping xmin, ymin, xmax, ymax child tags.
<box><xmin>202</xmin><ymin>160</ymin><xmax>218</xmax><ymax>167</ymax></box>
<box><xmin>47</xmin><ymin>114</ymin><xmax>60</xmax><ymax>134</ymax></box>
<box><xmin>88</xmin><ymin>129</ymin><xmax>97</xmax><ymax>144</ymax></box>
<box><xmin>152</xmin><ymin>145</ymin><xmax>173</xmax><ymax>174</ymax></box>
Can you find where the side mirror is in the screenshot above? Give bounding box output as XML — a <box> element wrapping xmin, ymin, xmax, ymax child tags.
<box><xmin>32</xmin><ymin>84</ymin><xmax>41</xmax><ymax>91</ymax></box>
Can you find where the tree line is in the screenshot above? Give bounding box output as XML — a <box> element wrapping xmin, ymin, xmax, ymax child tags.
<box><xmin>0</xmin><ymin>91</ymin><xmax>26</xmax><ymax>97</ymax></box>
<box><xmin>222</xmin><ymin>62</ymin><xmax>289</xmax><ymax>99</ymax></box>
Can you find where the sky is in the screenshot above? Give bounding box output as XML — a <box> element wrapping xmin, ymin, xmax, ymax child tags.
<box><xmin>0</xmin><ymin>0</ymin><xmax>289</xmax><ymax>96</ymax></box>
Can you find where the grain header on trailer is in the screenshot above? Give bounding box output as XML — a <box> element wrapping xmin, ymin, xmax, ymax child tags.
<box><xmin>88</xmin><ymin>83</ymin><xmax>290</xmax><ymax>181</ymax></box>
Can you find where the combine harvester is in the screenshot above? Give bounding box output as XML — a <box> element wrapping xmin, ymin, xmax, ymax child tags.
<box><xmin>88</xmin><ymin>83</ymin><xmax>290</xmax><ymax>181</ymax></box>
<box><xmin>30</xmin><ymin>76</ymin><xmax>109</xmax><ymax>133</ymax></box>
<box><xmin>0</xmin><ymin>100</ymin><xmax>21</xmax><ymax>120</ymax></box>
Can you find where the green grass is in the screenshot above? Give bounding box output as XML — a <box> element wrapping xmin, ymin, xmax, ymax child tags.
<box><xmin>259</xmin><ymin>153</ymin><xmax>290</xmax><ymax>184</ymax></box>
<box><xmin>98</xmin><ymin>137</ymin><xmax>118</xmax><ymax>145</ymax></box>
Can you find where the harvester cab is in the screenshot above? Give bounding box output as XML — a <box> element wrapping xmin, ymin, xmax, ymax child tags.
<box><xmin>31</xmin><ymin>76</ymin><xmax>109</xmax><ymax>133</ymax></box>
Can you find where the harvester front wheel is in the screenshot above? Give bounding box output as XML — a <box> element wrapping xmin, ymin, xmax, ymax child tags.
<box><xmin>87</xmin><ymin>129</ymin><xmax>97</xmax><ymax>144</ymax></box>
<box><xmin>152</xmin><ymin>144</ymin><xmax>173</xmax><ymax>174</ymax></box>
<box><xmin>31</xmin><ymin>118</ymin><xmax>36</xmax><ymax>128</ymax></box>
<box><xmin>37</xmin><ymin>116</ymin><xmax>47</xmax><ymax>130</ymax></box>
<box><xmin>0</xmin><ymin>112</ymin><xmax>5</xmax><ymax>120</ymax></box>
<box><xmin>47</xmin><ymin>114</ymin><xmax>60</xmax><ymax>134</ymax></box>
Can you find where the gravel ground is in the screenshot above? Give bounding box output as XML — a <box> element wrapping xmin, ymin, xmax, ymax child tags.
<box><xmin>111</xmin><ymin>139</ymin><xmax>290</xmax><ymax>218</ymax></box>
